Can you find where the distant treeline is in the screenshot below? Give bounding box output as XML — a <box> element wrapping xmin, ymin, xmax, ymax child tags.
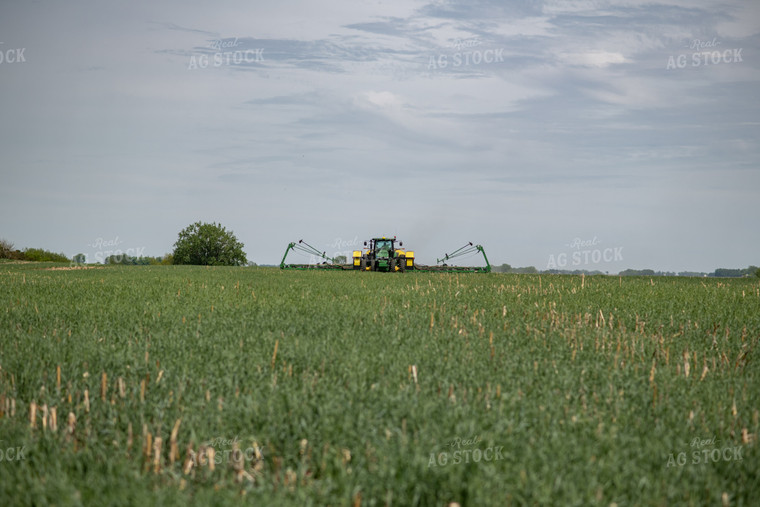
<box><xmin>98</xmin><ymin>254</ymin><xmax>174</xmax><ymax>265</ymax></box>
<box><xmin>1</xmin><ymin>246</ymin><xmax>70</xmax><ymax>263</ymax></box>
<box><xmin>494</xmin><ymin>263</ymin><xmax>760</xmax><ymax>278</ymax></box>
<box><xmin>617</xmin><ymin>267</ymin><xmax>760</xmax><ymax>278</ymax></box>
<box><xmin>491</xmin><ymin>264</ymin><xmax>539</xmax><ymax>274</ymax></box>
<box><xmin>0</xmin><ymin>238</ymin><xmax>174</xmax><ymax>265</ymax></box>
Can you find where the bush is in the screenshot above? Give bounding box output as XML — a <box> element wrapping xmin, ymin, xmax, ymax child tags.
<box><xmin>23</xmin><ymin>248</ymin><xmax>69</xmax><ymax>263</ymax></box>
<box><xmin>172</xmin><ymin>222</ymin><xmax>247</xmax><ymax>266</ymax></box>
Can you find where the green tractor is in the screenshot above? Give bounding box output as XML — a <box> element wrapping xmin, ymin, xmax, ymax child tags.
<box><xmin>353</xmin><ymin>236</ymin><xmax>413</xmax><ymax>272</ymax></box>
<box><xmin>280</xmin><ymin>236</ymin><xmax>490</xmax><ymax>272</ymax></box>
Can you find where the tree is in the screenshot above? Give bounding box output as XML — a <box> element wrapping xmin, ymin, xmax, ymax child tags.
<box><xmin>73</xmin><ymin>253</ymin><xmax>86</xmax><ymax>264</ymax></box>
<box><xmin>334</xmin><ymin>255</ymin><xmax>347</xmax><ymax>264</ymax></box>
<box><xmin>619</xmin><ymin>269</ymin><xmax>656</xmax><ymax>276</ymax></box>
<box><xmin>0</xmin><ymin>238</ymin><xmax>14</xmax><ymax>259</ymax></box>
<box><xmin>172</xmin><ymin>222</ymin><xmax>247</xmax><ymax>266</ymax></box>
<box><xmin>105</xmin><ymin>254</ymin><xmax>136</xmax><ymax>265</ymax></box>
<box><xmin>711</xmin><ymin>268</ymin><xmax>744</xmax><ymax>278</ymax></box>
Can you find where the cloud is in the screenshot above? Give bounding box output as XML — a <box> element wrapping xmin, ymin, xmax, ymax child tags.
<box><xmin>559</xmin><ymin>50</ymin><xmax>628</xmax><ymax>67</ymax></box>
<box><xmin>359</xmin><ymin>90</ymin><xmax>404</xmax><ymax>109</ymax></box>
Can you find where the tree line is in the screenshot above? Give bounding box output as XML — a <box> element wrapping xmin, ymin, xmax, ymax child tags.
<box><xmin>493</xmin><ymin>263</ymin><xmax>760</xmax><ymax>278</ymax></box>
<box><xmin>1</xmin><ymin>222</ymin><xmax>249</xmax><ymax>267</ymax></box>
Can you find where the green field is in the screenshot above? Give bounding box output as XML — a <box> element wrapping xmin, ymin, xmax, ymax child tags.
<box><xmin>0</xmin><ymin>263</ymin><xmax>758</xmax><ymax>505</ymax></box>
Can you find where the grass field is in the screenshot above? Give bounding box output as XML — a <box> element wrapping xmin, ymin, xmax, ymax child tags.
<box><xmin>0</xmin><ymin>263</ymin><xmax>758</xmax><ymax>505</ymax></box>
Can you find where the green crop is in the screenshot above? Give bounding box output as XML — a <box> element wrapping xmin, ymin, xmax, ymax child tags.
<box><xmin>0</xmin><ymin>265</ymin><xmax>758</xmax><ymax>505</ymax></box>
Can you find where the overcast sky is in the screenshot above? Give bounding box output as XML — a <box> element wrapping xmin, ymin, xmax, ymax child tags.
<box><xmin>1</xmin><ymin>0</ymin><xmax>758</xmax><ymax>272</ymax></box>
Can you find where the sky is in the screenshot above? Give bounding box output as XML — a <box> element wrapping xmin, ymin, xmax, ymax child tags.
<box><xmin>1</xmin><ymin>0</ymin><xmax>758</xmax><ymax>273</ymax></box>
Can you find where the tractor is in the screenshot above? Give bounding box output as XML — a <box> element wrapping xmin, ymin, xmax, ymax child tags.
<box><xmin>353</xmin><ymin>236</ymin><xmax>413</xmax><ymax>272</ymax></box>
<box><xmin>280</xmin><ymin>236</ymin><xmax>490</xmax><ymax>272</ymax></box>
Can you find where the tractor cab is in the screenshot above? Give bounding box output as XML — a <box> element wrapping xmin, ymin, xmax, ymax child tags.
<box><xmin>373</xmin><ymin>238</ymin><xmax>394</xmax><ymax>258</ymax></box>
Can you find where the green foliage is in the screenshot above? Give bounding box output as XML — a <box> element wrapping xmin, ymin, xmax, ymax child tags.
<box><xmin>104</xmin><ymin>254</ymin><xmax>137</xmax><ymax>265</ymax></box>
<box><xmin>619</xmin><ymin>268</ymin><xmax>656</xmax><ymax>276</ymax></box>
<box><xmin>619</xmin><ymin>266</ymin><xmax>760</xmax><ymax>278</ymax></box>
<box><xmin>21</xmin><ymin>248</ymin><xmax>69</xmax><ymax>262</ymax></box>
<box><xmin>493</xmin><ymin>264</ymin><xmax>538</xmax><ymax>274</ymax></box>
<box><xmin>509</xmin><ymin>265</ymin><xmax>538</xmax><ymax>274</ymax></box>
<box><xmin>0</xmin><ymin>267</ymin><xmax>758</xmax><ymax>505</ymax></box>
<box><xmin>172</xmin><ymin>221</ymin><xmax>247</xmax><ymax>266</ymax></box>
<box><xmin>0</xmin><ymin>245</ymin><xmax>70</xmax><ymax>262</ymax></box>
<box><xmin>710</xmin><ymin>266</ymin><xmax>759</xmax><ymax>278</ymax></box>
<box><xmin>713</xmin><ymin>268</ymin><xmax>746</xmax><ymax>278</ymax></box>
<box><xmin>334</xmin><ymin>255</ymin><xmax>347</xmax><ymax>264</ymax></box>
<box><xmin>72</xmin><ymin>253</ymin><xmax>86</xmax><ymax>264</ymax></box>
<box><xmin>103</xmin><ymin>254</ymin><xmax>173</xmax><ymax>265</ymax></box>
<box><xmin>0</xmin><ymin>238</ymin><xmax>14</xmax><ymax>258</ymax></box>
